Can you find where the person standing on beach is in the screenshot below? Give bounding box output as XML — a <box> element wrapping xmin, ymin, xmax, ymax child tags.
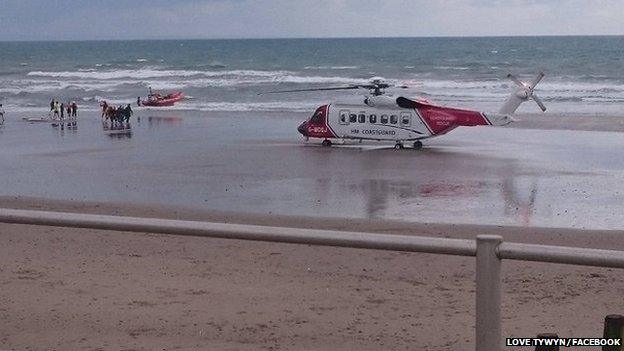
<box><xmin>71</xmin><ymin>102</ymin><xmax>77</xmax><ymax>117</ymax></box>
<box><xmin>53</xmin><ymin>101</ymin><xmax>60</xmax><ymax>119</ymax></box>
<box><xmin>50</xmin><ymin>99</ymin><xmax>55</xmax><ymax>111</ymax></box>
<box><xmin>100</xmin><ymin>101</ymin><xmax>108</xmax><ymax>119</ymax></box>
<box><xmin>60</xmin><ymin>102</ymin><xmax>65</xmax><ymax>119</ymax></box>
<box><xmin>124</xmin><ymin>104</ymin><xmax>133</xmax><ymax>123</ymax></box>
<box><xmin>0</xmin><ymin>103</ymin><xmax>5</xmax><ymax>124</ymax></box>
<box><xmin>66</xmin><ymin>103</ymin><xmax>71</xmax><ymax>118</ymax></box>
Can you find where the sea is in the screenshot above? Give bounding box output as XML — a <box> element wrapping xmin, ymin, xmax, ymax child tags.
<box><xmin>1</xmin><ymin>36</ymin><xmax>624</xmax><ymax>116</ymax></box>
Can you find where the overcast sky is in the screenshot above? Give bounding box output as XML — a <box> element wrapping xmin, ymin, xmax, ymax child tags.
<box><xmin>1</xmin><ymin>0</ymin><xmax>623</xmax><ymax>41</ymax></box>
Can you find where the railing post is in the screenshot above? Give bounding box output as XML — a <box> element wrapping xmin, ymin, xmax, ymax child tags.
<box><xmin>476</xmin><ymin>235</ymin><xmax>502</xmax><ymax>351</ymax></box>
<box><xmin>603</xmin><ymin>315</ymin><xmax>624</xmax><ymax>351</ymax></box>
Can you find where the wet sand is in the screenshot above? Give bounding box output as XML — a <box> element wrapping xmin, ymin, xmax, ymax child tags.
<box><xmin>511</xmin><ymin>113</ymin><xmax>624</xmax><ymax>132</ymax></box>
<box><xmin>1</xmin><ymin>111</ymin><xmax>624</xmax><ymax>350</ymax></box>
<box><xmin>1</xmin><ymin>110</ymin><xmax>624</xmax><ymax>229</ymax></box>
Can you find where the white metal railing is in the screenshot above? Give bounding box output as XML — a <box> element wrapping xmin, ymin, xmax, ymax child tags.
<box><xmin>1</xmin><ymin>208</ymin><xmax>624</xmax><ymax>351</ymax></box>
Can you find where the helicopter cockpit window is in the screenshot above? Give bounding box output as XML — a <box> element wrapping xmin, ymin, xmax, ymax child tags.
<box><xmin>349</xmin><ymin>114</ymin><xmax>357</xmax><ymax>123</ymax></box>
<box><xmin>358</xmin><ymin>113</ymin><xmax>366</xmax><ymax>123</ymax></box>
<box><xmin>381</xmin><ymin>115</ymin><xmax>388</xmax><ymax>124</ymax></box>
<box><xmin>369</xmin><ymin>114</ymin><xmax>377</xmax><ymax>123</ymax></box>
<box><xmin>390</xmin><ymin>115</ymin><xmax>398</xmax><ymax>124</ymax></box>
<box><xmin>311</xmin><ymin>110</ymin><xmax>323</xmax><ymax>123</ymax></box>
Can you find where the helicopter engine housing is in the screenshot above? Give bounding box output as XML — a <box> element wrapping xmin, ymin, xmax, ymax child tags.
<box><xmin>364</xmin><ymin>95</ymin><xmax>398</xmax><ymax>108</ymax></box>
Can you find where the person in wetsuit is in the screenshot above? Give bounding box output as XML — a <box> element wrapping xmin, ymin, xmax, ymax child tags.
<box><xmin>125</xmin><ymin>104</ymin><xmax>133</xmax><ymax>123</ymax></box>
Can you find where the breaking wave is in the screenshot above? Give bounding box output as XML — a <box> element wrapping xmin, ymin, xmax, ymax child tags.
<box><xmin>304</xmin><ymin>66</ymin><xmax>360</xmax><ymax>70</ymax></box>
<box><xmin>24</xmin><ymin>69</ymin><xmax>371</xmax><ymax>88</ymax></box>
<box><xmin>27</xmin><ymin>69</ymin><xmax>294</xmax><ymax>80</ymax></box>
<box><xmin>143</xmin><ymin>101</ymin><xmax>319</xmax><ymax>112</ymax></box>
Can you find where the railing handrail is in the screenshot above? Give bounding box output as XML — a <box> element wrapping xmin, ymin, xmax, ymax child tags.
<box><xmin>0</xmin><ymin>208</ymin><xmax>477</xmax><ymax>256</ymax></box>
<box><xmin>2</xmin><ymin>207</ymin><xmax>624</xmax><ymax>351</ymax></box>
<box><xmin>499</xmin><ymin>242</ymin><xmax>624</xmax><ymax>269</ymax></box>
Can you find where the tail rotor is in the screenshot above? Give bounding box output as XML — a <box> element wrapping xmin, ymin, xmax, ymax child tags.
<box><xmin>500</xmin><ymin>72</ymin><xmax>547</xmax><ymax>114</ymax></box>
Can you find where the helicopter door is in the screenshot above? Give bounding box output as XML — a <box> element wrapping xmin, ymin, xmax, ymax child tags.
<box><xmin>339</xmin><ymin>110</ymin><xmax>350</xmax><ymax>125</ymax></box>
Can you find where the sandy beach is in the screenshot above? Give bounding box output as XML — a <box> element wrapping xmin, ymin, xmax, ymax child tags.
<box><xmin>1</xmin><ymin>197</ymin><xmax>624</xmax><ymax>351</ymax></box>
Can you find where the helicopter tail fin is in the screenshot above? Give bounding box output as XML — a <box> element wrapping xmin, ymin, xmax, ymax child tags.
<box><xmin>499</xmin><ymin>72</ymin><xmax>546</xmax><ymax>115</ymax></box>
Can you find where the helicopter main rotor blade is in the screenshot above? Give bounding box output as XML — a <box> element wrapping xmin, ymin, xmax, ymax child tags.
<box><xmin>258</xmin><ymin>86</ymin><xmax>359</xmax><ymax>95</ymax></box>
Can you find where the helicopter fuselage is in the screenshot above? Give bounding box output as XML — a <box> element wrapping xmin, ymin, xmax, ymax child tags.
<box><xmin>297</xmin><ymin>96</ymin><xmax>511</xmax><ymax>146</ymax></box>
<box><xmin>268</xmin><ymin>73</ymin><xmax>545</xmax><ymax>147</ymax></box>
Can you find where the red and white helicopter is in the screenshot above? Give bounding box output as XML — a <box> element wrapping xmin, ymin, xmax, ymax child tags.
<box><xmin>265</xmin><ymin>72</ymin><xmax>546</xmax><ymax>149</ymax></box>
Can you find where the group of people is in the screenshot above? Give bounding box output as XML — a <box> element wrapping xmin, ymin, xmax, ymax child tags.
<box><xmin>0</xmin><ymin>94</ymin><xmax>142</xmax><ymax>127</ymax></box>
<box><xmin>100</xmin><ymin>101</ymin><xmax>133</xmax><ymax>125</ymax></box>
<box><xmin>50</xmin><ymin>99</ymin><xmax>78</xmax><ymax>120</ymax></box>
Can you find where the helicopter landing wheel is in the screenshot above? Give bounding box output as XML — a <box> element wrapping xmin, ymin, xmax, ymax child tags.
<box><xmin>322</xmin><ymin>139</ymin><xmax>332</xmax><ymax>147</ymax></box>
<box><xmin>394</xmin><ymin>142</ymin><xmax>404</xmax><ymax>150</ymax></box>
<box><xmin>413</xmin><ymin>141</ymin><xmax>423</xmax><ymax>150</ymax></box>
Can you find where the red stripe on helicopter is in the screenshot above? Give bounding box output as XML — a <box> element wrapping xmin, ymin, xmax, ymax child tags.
<box><xmin>415</xmin><ymin>111</ymin><xmax>434</xmax><ymax>134</ymax></box>
<box><xmin>304</xmin><ymin>104</ymin><xmax>336</xmax><ymax>138</ymax></box>
<box><xmin>415</xmin><ymin>105</ymin><xmax>492</xmax><ymax>135</ymax></box>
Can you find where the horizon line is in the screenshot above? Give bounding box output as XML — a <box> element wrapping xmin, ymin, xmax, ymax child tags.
<box><xmin>1</xmin><ymin>34</ymin><xmax>624</xmax><ymax>43</ymax></box>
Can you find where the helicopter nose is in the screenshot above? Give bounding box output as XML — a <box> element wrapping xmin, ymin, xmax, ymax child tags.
<box><xmin>297</xmin><ymin>121</ymin><xmax>308</xmax><ymax>136</ymax></box>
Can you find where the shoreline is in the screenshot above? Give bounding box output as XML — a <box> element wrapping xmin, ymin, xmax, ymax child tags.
<box><xmin>509</xmin><ymin>113</ymin><xmax>624</xmax><ymax>132</ymax></box>
<box><xmin>5</xmin><ymin>108</ymin><xmax>624</xmax><ymax>133</ymax></box>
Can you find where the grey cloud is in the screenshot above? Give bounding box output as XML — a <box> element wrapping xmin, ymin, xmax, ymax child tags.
<box><xmin>0</xmin><ymin>0</ymin><xmax>622</xmax><ymax>40</ymax></box>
